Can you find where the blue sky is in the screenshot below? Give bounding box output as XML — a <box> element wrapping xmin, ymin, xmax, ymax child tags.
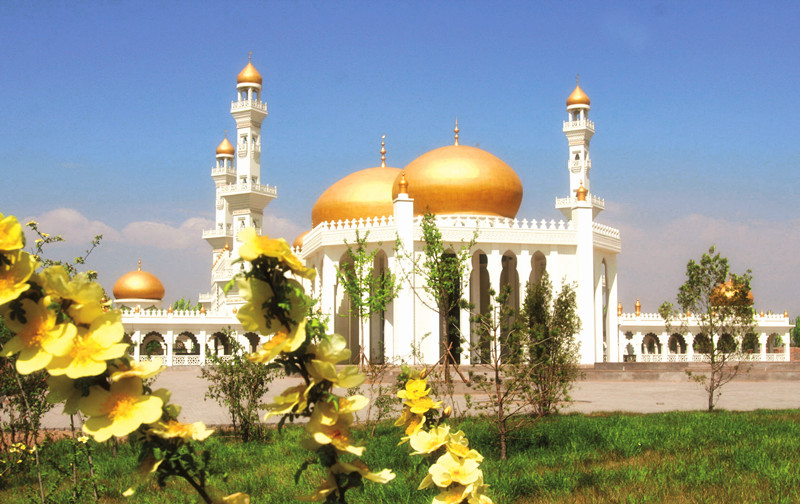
<box><xmin>2</xmin><ymin>1</ymin><xmax>800</xmax><ymax>314</ymax></box>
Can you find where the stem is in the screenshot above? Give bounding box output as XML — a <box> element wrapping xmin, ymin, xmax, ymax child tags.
<box><xmin>13</xmin><ymin>373</ymin><xmax>44</xmax><ymax>504</ymax></box>
<box><xmin>70</xmin><ymin>415</ymin><xmax>78</xmax><ymax>500</ymax></box>
<box><xmin>176</xmin><ymin>465</ymin><xmax>214</xmax><ymax>504</ymax></box>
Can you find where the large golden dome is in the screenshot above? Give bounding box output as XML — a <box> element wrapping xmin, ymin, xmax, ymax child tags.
<box><xmin>113</xmin><ymin>261</ymin><xmax>165</xmax><ymax>300</ymax></box>
<box><xmin>391</xmin><ymin>144</ymin><xmax>523</xmax><ymax>218</ymax></box>
<box><xmin>237</xmin><ymin>58</ymin><xmax>262</xmax><ymax>85</ymax></box>
<box><xmin>312</xmin><ymin>166</ymin><xmax>401</xmax><ymax>227</ymax></box>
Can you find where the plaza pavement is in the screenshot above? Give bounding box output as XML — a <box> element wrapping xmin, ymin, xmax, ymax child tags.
<box><xmin>39</xmin><ymin>366</ymin><xmax>800</xmax><ymax>430</ymax></box>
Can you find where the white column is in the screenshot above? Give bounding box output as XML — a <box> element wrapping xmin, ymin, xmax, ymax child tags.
<box><xmin>166</xmin><ymin>329</ymin><xmax>174</xmax><ymax>366</ymax></box>
<box><xmin>784</xmin><ymin>331</ymin><xmax>791</xmax><ymax>362</ymax></box>
<box><xmin>517</xmin><ymin>250</ymin><xmax>532</xmax><ymax>301</ymax></box>
<box><xmin>393</xmin><ymin>190</ymin><xmax>415</xmax><ymax>362</ymax></box>
<box><xmin>486</xmin><ymin>250</ymin><xmax>502</xmax><ymax>362</ymax></box>
<box><xmin>605</xmin><ymin>256</ymin><xmax>619</xmax><ymax>363</ymax></box>
<box><xmin>320</xmin><ymin>253</ymin><xmax>337</xmax><ymax>325</ymax></box>
<box><xmin>459</xmin><ymin>265</ymin><xmax>473</xmax><ymax>365</ymax></box>
<box><xmin>200</xmin><ymin>329</ymin><xmax>207</xmax><ymax>365</ymax></box>
<box><xmin>573</xmin><ymin>205</ymin><xmax>595</xmax><ymax>365</ymax></box>
<box><xmin>686</xmin><ymin>333</ymin><xmax>695</xmax><ymax>360</ymax></box>
<box><xmin>133</xmin><ymin>329</ymin><xmax>141</xmax><ymax>362</ymax></box>
<box><xmin>759</xmin><ymin>332</ymin><xmax>767</xmax><ymax>361</ymax></box>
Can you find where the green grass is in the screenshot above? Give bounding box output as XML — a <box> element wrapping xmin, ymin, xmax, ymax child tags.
<box><xmin>4</xmin><ymin>410</ymin><xmax>800</xmax><ymax>503</ymax></box>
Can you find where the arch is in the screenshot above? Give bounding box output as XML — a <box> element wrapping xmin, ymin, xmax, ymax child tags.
<box><xmin>767</xmin><ymin>333</ymin><xmax>784</xmax><ymax>353</ymax></box>
<box><xmin>175</xmin><ymin>331</ymin><xmax>199</xmax><ymax>355</ymax></box>
<box><xmin>208</xmin><ymin>331</ymin><xmax>232</xmax><ymax>356</ymax></box>
<box><xmin>243</xmin><ymin>332</ymin><xmax>260</xmax><ymax>353</ymax></box>
<box><xmin>438</xmin><ymin>250</ymin><xmax>463</xmax><ymax>364</ymax></box>
<box><xmin>742</xmin><ymin>332</ymin><xmax>759</xmax><ymax>354</ymax></box>
<box><xmin>334</xmin><ymin>251</ymin><xmax>359</xmax><ymax>362</ymax></box>
<box><xmin>693</xmin><ymin>333</ymin><xmax>712</xmax><ymax>354</ymax></box>
<box><xmin>369</xmin><ymin>249</ymin><xmax>391</xmax><ymax>364</ymax></box>
<box><xmin>530</xmin><ymin>251</ymin><xmax>547</xmax><ymax>286</ymax></box>
<box><xmin>140</xmin><ymin>332</ymin><xmax>165</xmax><ymax>356</ymax></box>
<box><xmin>718</xmin><ymin>333</ymin><xmax>737</xmax><ymax>353</ymax></box>
<box><xmin>470</xmin><ymin>250</ymin><xmax>490</xmax><ymax>363</ymax></box>
<box><xmin>668</xmin><ymin>333</ymin><xmax>687</xmax><ymax>354</ymax></box>
<box><xmin>641</xmin><ymin>333</ymin><xmax>660</xmax><ymax>355</ymax></box>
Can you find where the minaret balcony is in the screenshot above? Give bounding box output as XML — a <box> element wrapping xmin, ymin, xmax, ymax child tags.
<box><xmin>219</xmin><ymin>182</ymin><xmax>277</xmax><ymax>198</ymax></box>
<box><xmin>202</xmin><ymin>228</ymin><xmax>233</xmax><ymax>240</ymax></box>
<box><xmin>211</xmin><ymin>166</ymin><xmax>237</xmax><ymax>177</ymax></box>
<box><xmin>230</xmin><ymin>100</ymin><xmax>268</xmax><ymax>114</ymax></box>
<box><xmin>562</xmin><ymin>118</ymin><xmax>595</xmax><ymax>132</ymax></box>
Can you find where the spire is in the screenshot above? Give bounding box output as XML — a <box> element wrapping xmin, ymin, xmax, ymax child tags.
<box><xmin>398</xmin><ymin>171</ymin><xmax>408</xmax><ymax>194</ymax></box>
<box><xmin>380</xmin><ymin>134</ymin><xmax>386</xmax><ymax>167</ymax></box>
<box><xmin>138</xmin><ymin>258</ymin><xmax>141</xmax><ymax>271</ymax></box>
<box><xmin>454</xmin><ymin>118</ymin><xmax>460</xmax><ymax>146</ymax></box>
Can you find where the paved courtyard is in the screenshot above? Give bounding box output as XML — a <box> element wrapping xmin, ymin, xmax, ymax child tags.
<box><xmin>38</xmin><ymin>366</ymin><xmax>800</xmax><ymax>430</ymax></box>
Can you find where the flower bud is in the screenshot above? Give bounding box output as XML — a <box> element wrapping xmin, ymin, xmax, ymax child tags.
<box><xmin>442</xmin><ymin>406</ymin><xmax>452</xmax><ymax>418</ymax></box>
<box><xmin>420</xmin><ymin>369</ymin><xmax>428</xmax><ymax>379</ymax></box>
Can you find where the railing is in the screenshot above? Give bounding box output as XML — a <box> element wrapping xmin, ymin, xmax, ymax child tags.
<box><xmin>423</xmin><ymin>214</ymin><xmax>573</xmax><ymax>231</ymax></box>
<box><xmin>230</xmin><ymin>100</ymin><xmax>268</xmax><ymax>114</ymax></box>
<box><xmin>202</xmin><ymin>228</ymin><xmax>233</xmax><ymax>239</ymax></box>
<box><xmin>592</xmin><ymin>221</ymin><xmax>620</xmax><ymax>239</ymax></box>
<box><xmin>171</xmin><ymin>355</ymin><xmax>203</xmax><ymax>366</ymax></box>
<box><xmin>563</xmin><ymin>119</ymin><xmax>595</xmax><ymax>130</ymax></box>
<box><xmin>555</xmin><ymin>194</ymin><xmax>605</xmax><ymax>209</ymax></box>
<box><xmin>211</xmin><ymin>166</ymin><xmax>236</xmax><ymax>177</ymax></box>
<box><xmin>218</xmin><ymin>182</ymin><xmax>277</xmax><ymax>198</ymax></box>
<box><xmin>636</xmin><ymin>352</ymin><xmax>786</xmax><ymax>363</ymax></box>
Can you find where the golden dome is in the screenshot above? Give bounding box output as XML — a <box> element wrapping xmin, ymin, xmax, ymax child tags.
<box><xmin>237</xmin><ymin>55</ymin><xmax>262</xmax><ymax>85</ymax></box>
<box><xmin>391</xmin><ymin>144</ymin><xmax>522</xmax><ymax>218</ymax></box>
<box><xmin>576</xmin><ymin>181</ymin><xmax>588</xmax><ymax>201</ymax></box>
<box><xmin>216</xmin><ymin>136</ymin><xmax>235</xmax><ymax>156</ymax></box>
<box><xmin>567</xmin><ymin>83</ymin><xmax>591</xmax><ymax>107</ymax></box>
<box><xmin>293</xmin><ymin>230</ymin><xmax>310</xmax><ymax>250</ymax></box>
<box><xmin>312</xmin><ymin>166</ymin><xmax>402</xmax><ymax>227</ymax></box>
<box><xmin>710</xmin><ymin>279</ymin><xmax>754</xmax><ymax>306</ymax></box>
<box><xmin>112</xmin><ymin>261</ymin><xmax>165</xmax><ymax>300</ymax></box>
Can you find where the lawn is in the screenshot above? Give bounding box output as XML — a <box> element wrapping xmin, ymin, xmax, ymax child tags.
<box><xmin>3</xmin><ymin>410</ymin><xmax>800</xmax><ymax>503</ymax></box>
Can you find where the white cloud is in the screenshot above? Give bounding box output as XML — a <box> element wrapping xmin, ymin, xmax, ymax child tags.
<box><xmin>28</xmin><ymin>207</ymin><xmax>121</xmax><ymax>243</ymax></box>
<box><xmin>121</xmin><ymin>217</ymin><xmax>211</xmax><ymax>250</ymax></box>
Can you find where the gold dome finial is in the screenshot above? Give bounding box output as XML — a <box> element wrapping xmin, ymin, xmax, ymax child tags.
<box><xmin>617</xmin><ymin>301</ymin><xmax>623</xmax><ymax>316</ymax></box>
<box><xmin>248</xmin><ymin>50</ymin><xmax>252</xmax><ymax>62</ymax></box>
<box><xmin>567</xmin><ymin>77</ymin><xmax>591</xmax><ymax>107</ymax></box>
<box><xmin>380</xmin><ymin>134</ymin><xmax>386</xmax><ymax>168</ymax></box>
<box><xmin>398</xmin><ymin>171</ymin><xmax>408</xmax><ymax>194</ymax></box>
<box><xmin>138</xmin><ymin>258</ymin><xmax>141</xmax><ymax>271</ymax></box>
<box><xmin>576</xmin><ymin>180</ymin><xmax>588</xmax><ymax>201</ymax></box>
<box><xmin>454</xmin><ymin>118</ymin><xmax>460</xmax><ymax>146</ymax></box>
<box><xmin>634</xmin><ymin>298</ymin><xmax>641</xmax><ymax>316</ymax></box>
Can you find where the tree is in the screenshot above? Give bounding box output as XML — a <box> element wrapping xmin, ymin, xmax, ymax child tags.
<box><xmin>791</xmin><ymin>316</ymin><xmax>800</xmax><ymax>348</ymax></box>
<box><xmin>659</xmin><ymin>246</ymin><xmax>754</xmax><ymax>412</ymax></box>
<box><xmin>519</xmin><ymin>271</ymin><xmax>581</xmax><ymax>417</ymax></box>
<box><xmin>171</xmin><ymin>297</ymin><xmax>201</xmax><ymax>311</ymax></box>
<box><xmin>470</xmin><ymin>286</ymin><xmax>530</xmax><ymax>460</ymax></box>
<box><xmin>418</xmin><ymin>213</ymin><xmax>476</xmax><ymax>369</ymax></box>
<box><xmin>335</xmin><ymin>230</ymin><xmax>397</xmax><ymax>367</ymax></box>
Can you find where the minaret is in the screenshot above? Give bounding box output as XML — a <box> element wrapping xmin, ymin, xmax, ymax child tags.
<box><xmin>201</xmin><ymin>55</ymin><xmax>277</xmax><ymax>312</ymax></box>
<box><xmin>555</xmin><ymin>78</ymin><xmax>605</xmax><ymax>364</ymax></box>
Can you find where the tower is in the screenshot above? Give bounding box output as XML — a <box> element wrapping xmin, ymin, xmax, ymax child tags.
<box><xmin>201</xmin><ymin>55</ymin><xmax>277</xmax><ymax>312</ymax></box>
<box><xmin>556</xmin><ymin>78</ymin><xmax>606</xmax><ymax>364</ymax></box>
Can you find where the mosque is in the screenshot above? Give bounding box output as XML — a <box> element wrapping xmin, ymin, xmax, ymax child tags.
<box><xmin>112</xmin><ymin>57</ymin><xmax>792</xmax><ymax>366</ymax></box>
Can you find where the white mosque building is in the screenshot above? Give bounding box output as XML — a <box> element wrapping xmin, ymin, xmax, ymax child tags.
<box><xmin>113</xmin><ymin>57</ymin><xmax>792</xmax><ymax>366</ymax></box>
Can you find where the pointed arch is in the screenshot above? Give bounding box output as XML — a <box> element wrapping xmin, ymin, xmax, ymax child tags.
<box><xmin>530</xmin><ymin>251</ymin><xmax>547</xmax><ymax>286</ymax></box>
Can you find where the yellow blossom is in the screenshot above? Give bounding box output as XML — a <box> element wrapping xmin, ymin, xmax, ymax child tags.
<box><xmin>0</xmin><ymin>251</ymin><xmax>36</xmax><ymax>306</ymax></box>
<box><xmin>0</xmin><ymin>297</ymin><xmax>77</xmax><ymax>374</ymax></box>
<box><xmin>0</xmin><ymin>213</ymin><xmax>24</xmax><ymax>252</ymax></box>
<box><xmin>308</xmin><ymin>333</ymin><xmax>351</xmax><ymax>364</ymax></box>
<box><xmin>332</xmin><ymin>459</ymin><xmax>396</xmax><ymax>484</ymax></box>
<box><xmin>237</xmin><ymin>276</ymin><xmax>308</xmax><ymax>334</ymax></box>
<box><xmin>432</xmin><ymin>485</ymin><xmax>472</xmax><ymax>504</ymax></box>
<box><xmin>148</xmin><ymin>420</ymin><xmax>214</xmax><ymax>442</ymax></box>
<box><xmin>446</xmin><ymin>430</ymin><xmax>484</xmax><ymax>462</ymax></box>
<box><xmin>314</xmin><ymin>394</ymin><xmax>369</xmax><ymax>426</ymax></box>
<box><xmin>247</xmin><ymin>319</ymin><xmax>307</xmax><ymax>365</ymax></box>
<box><xmin>410</xmin><ymin>424</ymin><xmax>451</xmax><ymax>455</ymax></box>
<box><xmin>297</xmin><ymin>472</ymin><xmax>338</xmax><ymax>502</ymax></box>
<box><xmin>109</xmin><ymin>358</ymin><xmax>165</xmax><ymax>382</ymax></box>
<box><xmin>308</xmin><ymin>360</ymin><xmax>365</xmax><ymax>389</ymax></box>
<box><xmin>263</xmin><ymin>383</ymin><xmax>312</xmax><ymax>419</ymax></box>
<box><xmin>405</xmin><ymin>395</ymin><xmax>442</xmax><ymax>415</ymax></box>
<box><xmin>398</xmin><ymin>378</ymin><xmax>431</xmax><ymax>401</ymax></box>
<box><xmin>219</xmin><ymin>493</ymin><xmax>250</xmax><ymax>504</ymax></box>
<box><xmin>394</xmin><ymin>407</ymin><xmax>425</xmax><ymax>437</ymax></box>
<box><xmin>468</xmin><ymin>474</ymin><xmax>494</xmax><ymax>504</ymax></box>
<box><xmin>428</xmin><ymin>452</ymin><xmax>482</xmax><ymax>488</ymax></box>
<box><xmin>47</xmin><ymin>311</ymin><xmax>128</xmax><ymax>379</ymax></box>
<box><xmin>305</xmin><ymin>410</ymin><xmax>364</xmax><ymax>456</ymax></box>
<box><xmin>79</xmin><ymin>378</ymin><xmax>163</xmax><ymax>442</ymax></box>
<box><xmin>237</xmin><ymin>227</ymin><xmax>315</xmax><ymax>279</ymax></box>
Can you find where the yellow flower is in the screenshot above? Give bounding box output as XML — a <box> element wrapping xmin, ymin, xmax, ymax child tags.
<box><xmin>308</xmin><ymin>361</ymin><xmax>365</xmax><ymax>389</ymax></box>
<box><xmin>263</xmin><ymin>383</ymin><xmax>312</xmax><ymax>419</ymax></box>
<box><xmin>47</xmin><ymin>311</ymin><xmax>128</xmax><ymax>379</ymax></box>
<box><xmin>332</xmin><ymin>460</ymin><xmax>396</xmax><ymax>484</ymax></box>
<box><xmin>428</xmin><ymin>452</ymin><xmax>482</xmax><ymax>488</ymax></box>
<box><xmin>308</xmin><ymin>333</ymin><xmax>351</xmax><ymax>364</ymax></box>
<box><xmin>0</xmin><ymin>251</ymin><xmax>36</xmax><ymax>306</ymax></box>
<box><xmin>398</xmin><ymin>378</ymin><xmax>431</xmax><ymax>401</ymax></box>
<box><xmin>218</xmin><ymin>492</ymin><xmax>250</xmax><ymax>504</ymax></box>
<box><xmin>0</xmin><ymin>213</ymin><xmax>24</xmax><ymax>252</ymax></box>
<box><xmin>446</xmin><ymin>430</ymin><xmax>484</xmax><ymax>462</ymax></box>
<box><xmin>237</xmin><ymin>276</ymin><xmax>308</xmax><ymax>334</ymax></box>
<box><xmin>237</xmin><ymin>227</ymin><xmax>315</xmax><ymax>279</ymax></box>
<box><xmin>394</xmin><ymin>407</ymin><xmax>425</xmax><ymax>437</ymax></box>
<box><xmin>247</xmin><ymin>319</ymin><xmax>307</xmax><ymax>365</ymax></box>
<box><xmin>148</xmin><ymin>420</ymin><xmax>214</xmax><ymax>441</ymax></box>
<box><xmin>41</xmin><ymin>266</ymin><xmax>104</xmax><ymax>307</ymax></box>
<box><xmin>305</xmin><ymin>410</ymin><xmax>364</xmax><ymax>456</ymax></box>
<box><xmin>79</xmin><ymin>378</ymin><xmax>164</xmax><ymax>442</ymax></box>
<box><xmin>109</xmin><ymin>358</ymin><xmax>165</xmax><ymax>382</ymax></box>
<box><xmin>432</xmin><ymin>485</ymin><xmax>472</xmax><ymax>504</ymax></box>
<box><xmin>410</xmin><ymin>424</ymin><xmax>451</xmax><ymax>455</ymax></box>
<box><xmin>297</xmin><ymin>472</ymin><xmax>337</xmax><ymax>502</ymax></box>
<box><xmin>313</xmin><ymin>394</ymin><xmax>369</xmax><ymax>426</ymax></box>
<box><xmin>0</xmin><ymin>297</ymin><xmax>77</xmax><ymax>374</ymax></box>
<box><xmin>405</xmin><ymin>395</ymin><xmax>442</xmax><ymax>415</ymax></box>
<box><xmin>46</xmin><ymin>375</ymin><xmax>82</xmax><ymax>414</ymax></box>
<box><xmin>468</xmin><ymin>474</ymin><xmax>494</xmax><ymax>504</ymax></box>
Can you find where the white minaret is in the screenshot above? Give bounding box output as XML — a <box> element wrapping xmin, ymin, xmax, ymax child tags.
<box><xmin>556</xmin><ymin>78</ymin><xmax>604</xmax><ymax>364</ymax></box>
<box><xmin>201</xmin><ymin>55</ymin><xmax>278</xmax><ymax>312</ymax></box>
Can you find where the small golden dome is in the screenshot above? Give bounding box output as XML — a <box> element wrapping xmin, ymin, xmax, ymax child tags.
<box><xmin>567</xmin><ymin>83</ymin><xmax>591</xmax><ymax>107</ymax></box>
<box><xmin>576</xmin><ymin>181</ymin><xmax>588</xmax><ymax>201</ymax></box>
<box><xmin>312</xmin><ymin>166</ymin><xmax>401</xmax><ymax>227</ymax></box>
<box><xmin>112</xmin><ymin>261</ymin><xmax>165</xmax><ymax>300</ymax></box>
<box><xmin>392</xmin><ymin>144</ymin><xmax>523</xmax><ymax>218</ymax></box>
<box><xmin>710</xmin><ymin>279</ymin><xmax>754</xmax><ymax>307</ymax></box>
<box><xmin>617</xmin><ymin>301</ymin><xmax>623</xmax><ymax>316</ymax></box>
<box><xmin>237</xmin><ymin>54</ymin><xmax>262</xmax><ymax>85</ymax></box>
<box><xmin>293</xmin><ymin>230</ymin><xmax>310</xmax><ymax>250</ymax></box>
<box><xmin>216</xmin><ymin>136</ymin><xmax>235</xmax><ymax>156</ymax></box>
<box><xmin>634</xmin><ymin>298</ymin><xmax>641</xmax><ymax>316</ymax></box>
<box><xmin>398</xmin><ymin>171</ymin><xmax>408</xmax><ymax>194</ymax></box>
